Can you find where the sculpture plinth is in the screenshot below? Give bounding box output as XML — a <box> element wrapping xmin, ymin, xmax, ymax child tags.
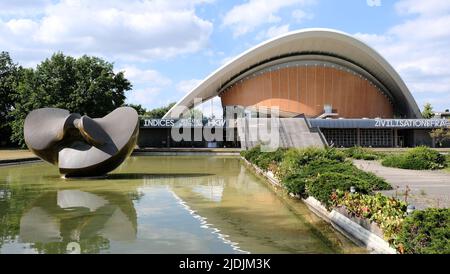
<box><xmin>24</xmin><ymin>107</ymin><xmax>139</xmax><ymax>177</ymax></box>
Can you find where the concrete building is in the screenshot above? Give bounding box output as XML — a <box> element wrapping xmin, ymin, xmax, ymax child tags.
<box><xmin>138</xmin><ymin>29</ymin><xmax>449</xmax><ymax>148</ymax></box>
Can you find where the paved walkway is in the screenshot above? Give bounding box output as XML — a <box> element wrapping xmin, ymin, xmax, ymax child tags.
<box><xmin>353</xmin><ymin>160</ymin><xmax>450</xmax><ymax>209</ymax></box>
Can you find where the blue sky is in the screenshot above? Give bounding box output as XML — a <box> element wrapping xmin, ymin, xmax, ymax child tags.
<box><xmin>1</xmin><ymin>0</ymin><xmax>449</xmax><ymax>116</ymax></box>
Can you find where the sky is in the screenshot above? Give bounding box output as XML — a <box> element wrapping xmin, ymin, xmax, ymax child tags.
<box><xmin>1</xmin><ymin>0</ymin><xmax>449</xmax><ymax>117</ymax></box>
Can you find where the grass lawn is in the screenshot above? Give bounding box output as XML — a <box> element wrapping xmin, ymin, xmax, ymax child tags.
<box><xmin>0</xmin><ymin>149</ymin><xmax>35</xmax><ymax>160</ymax></box>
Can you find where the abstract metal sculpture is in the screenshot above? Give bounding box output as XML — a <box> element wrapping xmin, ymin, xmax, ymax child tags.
<box><xmin>24</xmin><ymin>107</ymin><xmax>139</xmax><ymax>177</ymax></box>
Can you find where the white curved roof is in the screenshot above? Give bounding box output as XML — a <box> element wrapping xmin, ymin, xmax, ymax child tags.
<box><xmin>164</xmin><ymin>28</ymin><xmax>421</xmax><ymax>118</ymax></box>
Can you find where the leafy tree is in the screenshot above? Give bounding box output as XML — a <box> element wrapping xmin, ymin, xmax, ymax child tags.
<box><xmin>122</xmin><ymin>103</ymin><xmax>147</xmax><ymax>115</ymax></box>
<box><xmin>188</xmin><ymin>108</ymin><xmax>204</xmax><ymax>119</ymax></box>
<box><xmin>430</xmin><ymin>128</ymin><xmax>450</xmax><ymax>147</ymax></box>
<box><xmin>0</xmin><ymin>52</ymin><xmax>19</xmax><ymax>146</ymax></box>
<box><xmin>422</xmin><ymin>102</ymin><xmax>434</xmax><ymax>119</ymax></box>
<box><xmin>9</xmin><ymin>52</ymin><xmax>131</xmax><ymax>147</ymax></box>
<box><xmin>144</xmin><ymin>102</ymin><xmax>175</xmax><ymax>118</ymax></box>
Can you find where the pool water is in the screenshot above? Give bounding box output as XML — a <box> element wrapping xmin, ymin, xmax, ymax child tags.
<box><xmin>0</xmin><ymin>156</ymin><xmax>363</xmax><ymax>254</ymax></box>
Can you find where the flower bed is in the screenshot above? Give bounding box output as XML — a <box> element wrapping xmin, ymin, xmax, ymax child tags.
<box><xmin>331</xmin><ymin>191</ymin><xmax>407</xmax><ymax>246</ymax></box>
<box><xmin>381</xmin><ymin>146</ymin><xmax>447</xmax><ymax>170</ymax></box>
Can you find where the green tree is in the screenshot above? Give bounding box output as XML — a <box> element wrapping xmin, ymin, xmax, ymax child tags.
<box><xmin>122</xmin><ymin>103</ymin><xmax>147</xmax><ymax>115</ymax></box>
<box><xmin>422</xmin><ymin>103</ymin><xmax>434</xmax><ymax>118</ymax></box>
<box><xmin>0</xmin><ymin>52</ymin><xmax>19</xmax><ymax>146</ymax></box>
<box><xmin>9</xmin><ymin>52</ymin><xmax>132</xmax><ymax>147</ymax></box>
<box><xmin>188</xmin><ymin>108</ymin><xmax>204</xmax><ymax>119</ymax></box>
<box><xmin>430</xmin><ymin>128</ymin><xmax>450</xmax><ymax>147</ymax></box>
<box><xmin>144</xmin><ymin>102</ymin><xmax>176</xmax><ymax>118</ymax></box>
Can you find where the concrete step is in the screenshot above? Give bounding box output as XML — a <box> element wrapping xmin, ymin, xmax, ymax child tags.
<box><xmin>236</xmin><ymin>117</ymin><xmax>325</xmax><ymax>149</ymax></box>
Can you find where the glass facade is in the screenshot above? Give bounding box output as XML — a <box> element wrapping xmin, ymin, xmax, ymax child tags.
<box><xmin>322</xmin><ymin>128</ymin><xmax>394</xmax><ymax>148</ymax></box>
<box><xmin>322</xmin><ymin>129</ymin><xmax>357</xmax><ymax>147</ymax></box>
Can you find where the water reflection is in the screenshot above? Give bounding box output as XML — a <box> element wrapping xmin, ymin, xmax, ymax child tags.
<box><xmin>0</xmin><ymin>156</ymin><xmax>364</xmax><ymax>254</ymax></box>
<box><xmin>18</xmin><ymin>190</ymin><xmax>137</xmax><ymax>253</ymax></box>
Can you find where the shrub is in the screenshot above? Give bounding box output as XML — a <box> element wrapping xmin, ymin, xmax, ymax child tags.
<box><xmin>344</xmin><ymin>146</ymin><xmax>380</xmax><ymax>160</ymax></box>
<box><xmin>332</xmin><ymin>191</ymin><xmax>407</xmax><ymax>244</ymax></box>
<box><xmin>253</xmin><ymin>148</ymin><xmax>286</xmax><ymax>170</ymax></box>
<box><xmin>277</xmin><ymin>149</ymin><xmax>303</xmax><ymax>180</ymax></box>
<box><xmin>397</xmin><ymin>208</ymin><xmax>450</xmax><ymax>254</ymax></box>
<box><xmin>382</xmin><ymin>146</ymin><xmax>447</xmax><ymax>170</ymax></box>
<box><xmin>241</xmin><ymin>146</ymin><xmax>287</xmax><ymax>171</ymax></box>
<box><xmin>241</xmin><ymin>145</ymin><xmax>261</xmax><ymax>163</ymax></box>
<box><xmin>283</xmin><ymin>173</ymin><xmax>308</xmax><ymax>197</ymax></box>
<box><xmin>290</xmin><ymin>147</ymin><xmax>345</xmax><ymax>166</ymax></box>
<box><xmin>302</xmin><ymin>160</ymin><xmax>391</xmax><ymax>191</ymax></box>
<box><xmin>277</xmin><ymin>147</ymin><xmax>345</xmax><ymax>180</ymax></box>
<box><xmin>305</xmin><ymin>172</ymin><xmax>372</xmax><ymax>208</ymax></box>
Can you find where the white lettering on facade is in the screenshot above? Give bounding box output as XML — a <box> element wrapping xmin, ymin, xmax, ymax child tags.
<box><xmin>374</xmin><ymin>119</ymin><xmax>449</xmax><ymax>128</ymax></box>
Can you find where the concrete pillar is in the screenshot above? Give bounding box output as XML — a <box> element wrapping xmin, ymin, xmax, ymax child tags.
<box><xmin>167</xmin><ymin>128</ymin><xmax>170</xmax><ymax>148</ymax></box>
<box><xmin>394</xmin><ymin>129</ymin><xmax>398</xmax><ymax>147</ymax></box>
<box><xmin>356</xmin><ymin>128</ymin><xmax>361</xmax><ymax>146</ymax></box>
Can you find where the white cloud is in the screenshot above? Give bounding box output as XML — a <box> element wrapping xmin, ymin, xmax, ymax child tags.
<box><xmin>125</xmin><ymin>87</ymin><xmax>162</xmax><ymax>108</ymax></box>
<box><xmin>118</xmin><ymin>66</ymin><xmax>171</xmax><ymax>86</ymax></box>
<box><xmin>355</xmin><ymin>0</ymin><xmax>450</xmax><ymax>111</ymax></box>
<box><xmin>395</xmin><ymin>0</ymin><xmax>450</xmax><ymax>16</ymax></box>
<box><xmin>116</xmin><ymin>65</ymin><xmax>173</xmax><ymax>109</ymax></box>
<box><xmin>0</xmin><ymin>0</ymin><xmax>213</xmax><ymax>64</ymax></box>
<box><xmin>366</xmin><ymin>0</ymin><xmax>381</xmax><ymax>7</ymax></box>
<box><xmin>0</xmin><ymin>0</ymin><xmax>52</xmax><ymax>16</ymax></box>
<box><xmin>257</xmin><ymin>24</ymin><xmax>290</xmax><ymax>40</ymax></box>
<box><xmin>222</xmin><ymin>0</ymin><xmax>314</xmax><ymax>37</ymax></box>
<box><xmin>291</xmin><ymin>9</ymin><xmax>314</xmax><ymax>22</ymax></box>
<box><xmin>176</xmin><ymin>79</ymin><xmax>203</xmax><ymax>93</ymax></box>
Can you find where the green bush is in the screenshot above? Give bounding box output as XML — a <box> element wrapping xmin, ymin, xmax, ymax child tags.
<box><xmin>332</xmin><ymin>191</ymin><xmax>407</xmax><ymax>244</ymax></box>
<box><xmin>306</xmin><ymin>172</ymin><xmax>372</xmax><ymax>208</ymax></box>
<box><xmin>241</xmin><ymin>146</ymin><xmax>287</xmax><ymax>171</ymax></box>
<box><xmin>382</xmin><ymin>146</ymin><xmax>447</xmax><ymax>170</ymax></box>
<box><xmin>277</xmin><ymin>150</ymin><xmax>390</xmax><ymax>199</ymax></box>
<box><xmin>296</xmin><ymin>147</ymin><xmax>346</xmax><ymax>164</ymax></box>
<box><xmin>344</xmin><ymin>146</ymin><xmax>380</xmax><ymax>160</ymax></box>
<box><xmin>240</xmin><ymin>145</ymin><xmax>261</xmax><ymax>163</ymax></box>
<box><xmin>397</xmin><ymin>208</ymin><xmax>450</xmax><ymax>254</ymax></box>
<box><xmin>283</xmin><ymin>173</ymin><xmax>308</xmax><ymax>197</ymax></box>
<box><xmin>253</xmin><ymin>148</ymin><xmax>286</xmax><ymax>170</ymax></box>
<box><xmin>277</xmin><ymin>149</ymin><xmax>303</xmax><ymax>180</ymax></box>
<box><xmin>302</xmin><ymin>160</ymin><xmax>391</xmax><ymax>191</ymax></box>
<box><xmin>243</xmin><ymin>146</ymin><xmax>391</xmax><ymax>209</ymax></box>
<box><xmin>277</xmin><ymin>147</ymin><xmax>345</xmax><ymax>180</ymax></box>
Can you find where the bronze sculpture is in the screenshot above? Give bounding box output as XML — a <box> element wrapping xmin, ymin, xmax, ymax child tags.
<box><xmin>24</xmin><ymin>107</ymin><xmax>139</xmax><ymax>177</ymax></box>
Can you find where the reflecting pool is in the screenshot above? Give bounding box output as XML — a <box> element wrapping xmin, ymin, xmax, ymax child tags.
<box><xmin>0</xmin><ymin>156</ymin><xmax>363</xmax><ymax>254</ymax></box>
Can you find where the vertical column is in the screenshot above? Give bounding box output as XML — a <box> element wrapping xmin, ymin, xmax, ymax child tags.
<box><xmin>167</xmin><ymin>128</ymin><xmax>170</xmax><ymax>148</ymax></box>
<box><xmin>357</xmin><ymin>128</ymin><xmax>361</xmax><ymax>146</ymax></box>
<box><xmin>394</xmin><ymin>129</ymin><xmax>398</xmax><ymax>147</ymax></box>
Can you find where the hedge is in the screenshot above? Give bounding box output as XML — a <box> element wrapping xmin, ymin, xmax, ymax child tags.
<box><xmin>306</xmin><ymin>172</ymin><xmax>375</xmax><ymax>208</ymax></box>
<box><xmin>343</xmin><ymin>146</ymin><xmax>381</xmax><ymax>160</ymax></box>
<box><xmin>397</xmin><ymin>208</ymin><xmax>450</xmax><ymax>254</ymax></box>
<box><xmin>277</xmin><ymin>147</ymin><xmax>345</xmax><ymax>180</ymax></box>
<box><xmin>382</xmin><ymin>146</ymin><xmax>447</xmax><ymax>170</ymax></box>
<box><xmin>332</xmin><ymin>191</ymin><xmax>407</xmax><ymax>245</ymax></box>
<box><xmin>240</xmin><ymin>146</ymin><xmax>286</xmax><ymax>171</ymax></box>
